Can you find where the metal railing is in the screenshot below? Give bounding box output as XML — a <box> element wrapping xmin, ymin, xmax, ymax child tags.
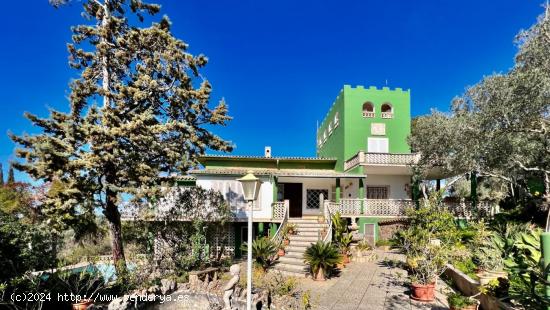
<box><xmin>323</xmin><ymin>201</ymin><xmax>335</xmax><ymax>243</ymax></box>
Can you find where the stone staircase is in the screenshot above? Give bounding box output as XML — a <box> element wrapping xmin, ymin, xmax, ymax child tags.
<box><xmin>272</xmin><ymin>218</ymin><xmax>326</xmax><ymax>277</ymax></box>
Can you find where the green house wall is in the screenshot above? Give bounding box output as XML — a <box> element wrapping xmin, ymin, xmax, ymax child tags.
<box><xmin>317</xmin><ymin>85</ymin><xmax>412</xmax><ymax>171</ymax></box>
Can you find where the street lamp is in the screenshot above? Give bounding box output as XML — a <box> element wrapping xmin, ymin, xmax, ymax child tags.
<box><xmin>237</xmin><ymin>171</ymin><xmax>261</xmax><ymax>310</ymax></box>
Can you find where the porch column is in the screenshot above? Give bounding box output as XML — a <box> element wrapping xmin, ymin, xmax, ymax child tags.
<box><xmin>258</xmin><ymin>222</ymin><xmax>265</xmax><ymax>237</ymax></box>
<box><xmin>271</xmin><ymin>176</ymin><xmax>278</xmax><ymax>219</ymax></box>
<box><xmin>269</xmin><ymin>223</ymin><xmax>277</xmax><ymax>237</ymax></box>
<box><xmin>359</xmin><ymin>178</ymin><xmax>365</xmax><ymax>214</ymax></box>
<box><xmin>335</xmin><ymin>178</ymin><xmax>341</xmax><ymax>203</ymax></box>
<box><xmin>412</xmin><ymin>176</ymin><xmax>420</xmax><ymax>208</ymax></box>
<box><xmin>436</xmin><ymin>179</ymin><xmax>441</xmax><ymax>191</ymax></box>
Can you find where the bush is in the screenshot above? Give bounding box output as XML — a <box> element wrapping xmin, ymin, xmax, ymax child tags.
<box><xmin>303</xmin><ymin>241</ymin><xmax>342</xmax><ymax>278</ymax></box>
<box><xmin>447</xmin><ymin>292</ymin><xmax>477</xmax><ymax>308</ymax></box>
<box><xmin>241</xmin><ymin>237</ymin><xmax>277</xmax><ymax>271</ymax></box>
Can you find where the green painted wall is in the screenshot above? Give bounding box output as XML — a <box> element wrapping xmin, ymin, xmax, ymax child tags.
<box><xmin>317</xmin><ymin>90</ymin><xmax>346</xmax><ymax>170</ymax></box>
<box><xmin>357</xmin><ymin>217</ymin><xmax>380</xmax><ymax>241</ymax></box>
<box><xmin>317</xmin><ymin>85</ymin><xmax>411</xmax><ymax>171</ymax></box>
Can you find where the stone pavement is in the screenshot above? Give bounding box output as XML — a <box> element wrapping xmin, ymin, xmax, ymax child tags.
<box><xmin>298</xmin><ymin>250</ymin><xmax>450</xmax><ymax>310</ymax></box>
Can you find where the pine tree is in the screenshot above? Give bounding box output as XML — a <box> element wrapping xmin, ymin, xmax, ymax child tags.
<box><xmin>11</xmin><ymin>0</ymin><xmax>232</xmax><ymax>277</ymax></box>
<box><xmin>0</xmin><ymin>163</ymin><xmax>4</xmax><ymax>186</ymax></box>
<box><xmin>7</xmin><ymin>165</ymin><xmax>15</xmax><ymax>184</ymax></box>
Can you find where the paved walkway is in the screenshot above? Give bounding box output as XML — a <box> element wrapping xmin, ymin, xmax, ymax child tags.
<box><xmin>299</xmin><ymin>250</ymin><xmax>450</xmax><ymax>310</ymax></box>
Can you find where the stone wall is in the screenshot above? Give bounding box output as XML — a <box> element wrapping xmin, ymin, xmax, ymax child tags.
<box><xmin>378</xmin><ymin>220</ymin><xmax>406</xmax><ymax>240</ymax></box>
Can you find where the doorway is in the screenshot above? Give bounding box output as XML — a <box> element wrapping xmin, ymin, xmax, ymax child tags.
<box><xmin>280</xmin><ymin>183</ymin><xmax>303</xmax><ymax>218</ymax></box>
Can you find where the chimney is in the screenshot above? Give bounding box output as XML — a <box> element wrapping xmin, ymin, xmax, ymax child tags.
<box><xmin>264</xmin><ymin>146</ymin><xmax>272</xmax><ymax>158</ymax></box>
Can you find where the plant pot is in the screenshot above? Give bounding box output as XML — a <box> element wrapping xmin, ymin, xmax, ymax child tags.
<box><xmin>72</xmin><ymin>299</ymin><xmax>93</xmax><ymax>310</ymax></box>
<box><xmin>486</xmin><ymin>270</ymin><xmax>507</xmax><ymax>279</ymax></box>
<box><xmin>477</xmin><ymin>272</ymin><xmax>494</xmax><ymax>286</ymax></box>
<box><xmin>450</xmin><ymin>304</ymin><xmax>478</xmax><ymax>310</ymax></box>
<box><xmin>314</xmin><ymin>268</ymin><xmax>326</xmax><ymax>281</ymax></box>
<box><xmin>283</xmin><ymin>239</ymin><xmax>290</xmax><ymax>246</ymax></box>
<box><xmin>318</xmin><ymin>218</ymin><xmax>325</xmax><ymax>224</ymax></box>
<box><xmin>343</xmin><ymin>254</ymin><xmax>351</xmax><ymax>264</ymax></box>
<box><xmin>288</xmin><ymin>229</ymin><xmax>295</xmax><ymax>235</ymax></box>
<box><xmin>278</xmin><ymin>249</ymin><xmax>285</xmax><ymax>256</ymax></box>
<box><xmin>336</xmin><ymin>262</ymin><xmax>345</xmax><ymax>269</ymax></box>
<box><xmin>411</xmin><ymin>283</ymin><xmax>436</xmax><ymax>302</ymax></box>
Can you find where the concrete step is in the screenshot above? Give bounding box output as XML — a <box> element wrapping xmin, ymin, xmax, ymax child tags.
<box><xmin>295</xmin><ymin>227</ymin><xmax>324</xmax><ymax>232</ymax></box>
<box><xmin>288</xmin><ymin>235</ymin><xmax>319</xmax><ymax>242</ymax></box>
<box><xmin>288</xmin><ymin>219</ymin><xmax>320</xmax><ymax>224</ymax></box>
<box><xmin>270</xmin><ymin>267</ymin><xmax>308</xmax><ymax>278</ymax></box>
<box><xmin>286</xmin><ymin>245</ymin><xmax>308</xmax><ymax>253</ymax></box>
<box><xmin>282</xmin><ymin>253</ymin><xmax>303</xmax><ymax>259</ymax></box>
<box><xmin>278</xmin><ymin>256</ymin><xmax>305</xmax><ymax>266</ymax></box>
<box><xmin>273</xmin><ymin>262</ymin><xmax>308</xmax><ymax>274</ymax></box>
<box><xmin>295</xmin><ymin>231</ymin><xmax>319</xmax><ymax>237</ymax></box>
<box><xmin>293</xmin><ymin>223</ymin><xmax>327</xmax><ymax>228</ymax></box>
<box><xmin>288</xmin><ymin>240</ymin><xmax>316</xmax><ymax>247</ymax></box>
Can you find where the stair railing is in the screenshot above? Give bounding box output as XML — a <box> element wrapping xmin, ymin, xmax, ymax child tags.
<box><xmin>323</xmin><ymin>200</ymin><xmax>333</xmax><ymax>243</ymax></box>
<box><xmin>271</xmin><ymin>200</ymin><xmax>289</xmax><ymax>248</ymax></box>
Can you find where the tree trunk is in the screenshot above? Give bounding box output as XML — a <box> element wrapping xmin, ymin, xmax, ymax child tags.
<box><xmin>105</xmin><ymin>189</ymin><xmax>127</xmax><ymax>279</ymax></box>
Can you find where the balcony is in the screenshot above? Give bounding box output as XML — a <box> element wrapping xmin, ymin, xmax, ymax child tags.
<box><xmin>362</xmin><ymin>111</ymin><xmax>375</xmax><ymax>118</ymax></box>
<box><xmin>344</xmin><ymin>151</ymin><xmax>421</xmax><ymax>171</ymax></box>
<box><xmin>381</xmin><ymin>112</ymin><xmax>393</xmax><ymax>119</ymax></box>
<box><xmin>324</xmin><ymin>199</ymin><xmax>498</xmax><ymax>218</ymax></box>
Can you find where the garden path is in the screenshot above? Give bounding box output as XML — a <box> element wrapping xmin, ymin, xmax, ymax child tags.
<box><xmin>298</xmin><ymin>249</ymin><xmax>450</xmax><ymax>310</ymax></box>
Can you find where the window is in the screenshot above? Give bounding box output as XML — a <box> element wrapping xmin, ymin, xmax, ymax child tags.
<box><xmin>367</xmin><ymin>137</ymin><xmax>389</xmax><ymax>153</ymax></box>
<box><xmin>306</xmin><ymin>189</ymin><xmax>328</xmax><ymax>209</ymax></box>
<box><xmin>328</xmin><ymin>122</ymin><xmax>333</xmax><ymax>134</ymax></box>
<box><xmin>334</xmin><ymin>112</ymin><xmax>339</xmax><ymax>126</ymax></box>
<box><xmin>366</xmin><ymin>186</ymin><xmax>389</xmax><ymax>199</ymax></box>
<box><xmin>381</xmin><ymin>103</ymin><xmax>393</xmax><ymax>118</ymax></box>
<box><xmin>362</xmin><ymin>102</ymin><xmax>375</xmax><ymax>118</ymax></box>
<box><xmin>363</xmin><ymin>223</ymin><xmax>376</xmax><ymax>246</ymax></box>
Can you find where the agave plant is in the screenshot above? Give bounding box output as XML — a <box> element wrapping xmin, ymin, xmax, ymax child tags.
<box><xmin>303</xmin><ymin>241</ymin><xmax>342</xmax><ymax>280</ymax></box>
<box><xmin>241</xmin><ymin>237</ymin><xmax>278</xmax><ymax>271</ymax></box>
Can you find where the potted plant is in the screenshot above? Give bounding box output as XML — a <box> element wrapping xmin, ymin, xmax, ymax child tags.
<box><xmin>54</xmin><ymin>264</ymin><xmax>106</xmax><ymax>310</ymax></box>
<box><xmin>355</xmin><ymin>240</ymin><xmax>372</xmax><ymax>257</ymax></box>
<box><xmin>277</xmin><ymin>244</ymin><xmax>285</xmax><ymax>257</ymax></box>
<box><xmin>303</xmin><ymin>241</ymin><xmax>342</xmax><ymax>281</ymax></box>
<box><xmin>399</xmin><ymin>193</ymin><xmax>458</xmax><ymax>302</ymax></box>
<box><xmin>473</xmin><ymin>232</ymin><xmax>506</xmax><ymax>284</ymax></box>
<box><xmin>376</xmin><ymin>239</ymin><xmax>392</xmax><ymax>251</ymax></box>
<box><xmin>318</xmin><ymin>214</ymin><xmax>325</xmax><ymax>224</ymax></box>
<box><xmin>339</xmin><ymin>233</ymin><xmax>353</xmax><ymax>265</ymax></box>
<box><xmin>447</xmin><ymin>293</ymin><xmax>479</xmax><ymax>310</ymax></box>
<box><xmin>286</xmin><ymin>223</ymin><xmax>297</xmax><ymax>235</ymax></box>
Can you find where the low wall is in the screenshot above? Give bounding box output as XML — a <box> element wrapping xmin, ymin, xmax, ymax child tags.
<box><xmin>444</xmin><ymin>265</ymin><xmax>517</xmax><ymax>310</ymax></box>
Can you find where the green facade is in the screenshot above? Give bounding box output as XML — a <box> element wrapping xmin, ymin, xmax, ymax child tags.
<box><xmin>317</xmin><ymin>85</ymin><xmax>412</xmax><ymax>171</ymax></box>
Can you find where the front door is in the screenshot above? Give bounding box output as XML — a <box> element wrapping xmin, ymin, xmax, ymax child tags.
<box><xmin>282</xmin><ymin>183</ymin><xmax>303</xmax><ymax>218</ymax></box>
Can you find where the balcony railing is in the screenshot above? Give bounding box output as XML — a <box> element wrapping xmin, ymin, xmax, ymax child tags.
<box><xmin>344</xmin><ymin>151</ymin><xmax>421</xmax><ymax>171</ymax></box>
<box><xmin>324</xmin><ymin>198</ymin><xmax>498</xmax><ymax>218</ymax></box>
<box><xmin>362</xmin><ymin>111</ymin><xmax>375</xmax><ymax>118</ymax></box>
<box><xmin>381</xmin><ymin>112</ymin><xmax>393</xmax><ymax>119</ymax></box>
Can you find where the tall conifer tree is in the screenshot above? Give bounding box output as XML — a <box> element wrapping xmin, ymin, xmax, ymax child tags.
<box><xmin>0</xmin><ymin>163</ymin><xmax>4</xmax><ymax>186</ymax></box>
<box><xmin>11</xmin><ymin>0</ymin><xmax>232</xmax><ymax>276</ymax></box>
<box><xmin>7</xmin><ymin>165</ymin><xmax>15</xmax><ymax>184</ymax></box>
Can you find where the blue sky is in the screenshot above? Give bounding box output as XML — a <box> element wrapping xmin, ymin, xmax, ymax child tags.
<box><xmin>0</xmin><ymin>0</ymin><xmax>544</xmax><ymax>181</ymax></box>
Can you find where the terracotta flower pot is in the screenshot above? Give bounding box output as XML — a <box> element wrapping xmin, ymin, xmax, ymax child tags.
<box><xmin>283</xmin><ymin>239</ymin><xmax>290</xmax><ymax>246</ymax></box>
<box><xmin>72</xmin><ymin>299</ymin><xmax>93</xmax><ymax>310</ymax></box>
<box><xmin>343</xmin><ymin>254</ymin><xmax>351</xmax><ymax>264</ymax></box>
<box><xmin>336</xmin><ymin>262</ymin><xmax>345</xmax><ymax>269</ymax></box>
<box><xmin>450</xmin><ymin>304</ymin><xmax>478</xmax><ymax>310</ymax></box>
<box><xmin>278</xmin><ymin>248</ymin><xmax>285</xmax><ymax>256</ymax></box>
<box><xmin>411</xmin><ymin>283</ymin><xmax>436</xmax><ymax>302</ymax></box>
<box><xmin>314</xmin><ymin>268</ymin><xmax>326</xmax><ymax>281</ymax></box>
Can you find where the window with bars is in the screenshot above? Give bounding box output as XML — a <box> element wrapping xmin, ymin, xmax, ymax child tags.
<box><xmin>306</xmin><ymin>189</ymin><xmax>328</xmax><ymax>209</ymax></box>
<box><xmin>366</xmin><ymin>186</ymin><xmax>389</xmax><ymax>199</ymax></box>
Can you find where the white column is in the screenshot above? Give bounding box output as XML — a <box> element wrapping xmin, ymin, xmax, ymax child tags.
<box><xmin>246</xmin><ymin>200</ymin><xmax>253</xmax><ymax>310</ymax></box>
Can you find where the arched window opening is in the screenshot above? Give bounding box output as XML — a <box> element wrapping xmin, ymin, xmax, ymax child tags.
<box><xmin>362</xmin><ymin>102</ymin><xmax>375</xmax><ymax>118</ymax></box>
<box><xmin>381</xmin><ymin>103</ymin><xmax>393</xmax><ymax>118</ymax></box>
<box><xmin>334</xmin><ymin>112</ymin><xmax>339</xmax><ymax>126</ymax></box>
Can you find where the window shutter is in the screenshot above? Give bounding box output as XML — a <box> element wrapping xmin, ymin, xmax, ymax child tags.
<box><xmin>368</xmin><ymin>138</ymin><xmax>389</xmax><ymax>153</ymax></box>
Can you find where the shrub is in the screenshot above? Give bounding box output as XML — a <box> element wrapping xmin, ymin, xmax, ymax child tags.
<box><xmin>447</xmin><ymin>292</ymin><xmax>477</xmax><ymax>308</ymax></box>
<box><xmin>241</xmin><ymin>237</ymin><xmax>277</xmax><ymax>271</ymax></box>
<box><xmin>303</xmin><ymin>241</ymin><xmax>342</xmax><ymax>278</ymax></box>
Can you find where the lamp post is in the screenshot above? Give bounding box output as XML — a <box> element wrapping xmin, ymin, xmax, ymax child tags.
<box><xmin>237</xmin><ymin>171</ymin><xmax>261</xmax><ymax>310</ymax></box>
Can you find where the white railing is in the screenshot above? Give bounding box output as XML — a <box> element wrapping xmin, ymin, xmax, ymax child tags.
<box><xmin>362</xmin><ymin>111</ymin><xmax>375</xmax><ymax>118</ymax></box>
<box><xmin>444</xmin><ymin>200</ymin><xmax>498</xmax><ymax>219</ymax></box>
<box><xmin>272</xmin><ymin>201</ymin><xmax>287</xmax><ymax>220</ymax></box>
<box><xmin>365</xmin><ymin>199</ymin><xmax>413</xmax><ymax>216</ymax></box>
<box><xmin>323</xmin><ymin>201</ymin><xmax>334</xmax><ymax>243</ymax></box>
<box><xmin>381</xmin><ymin>112</ymin><xmax>393</xmax><ymax>119</ymax></box>
<box><xmin>326</xmin><ymin>198</ymin><xmax>498</xmax><ymax>219</ymax></box>
<box><xmin>344</xmin><ymin>151</ymin><xmax>421</xmax><ymax>170</ymax></box>
<box><xmin>271</xmin><ymin>200</ymin><xmax>290</xmax><ymax>247</ymax></box>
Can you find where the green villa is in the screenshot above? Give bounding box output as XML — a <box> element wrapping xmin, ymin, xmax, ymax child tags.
<box><xmin>127</xmin><ymin>85</ymin><xmax>494</xmax><ymax>276</ymax></box>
